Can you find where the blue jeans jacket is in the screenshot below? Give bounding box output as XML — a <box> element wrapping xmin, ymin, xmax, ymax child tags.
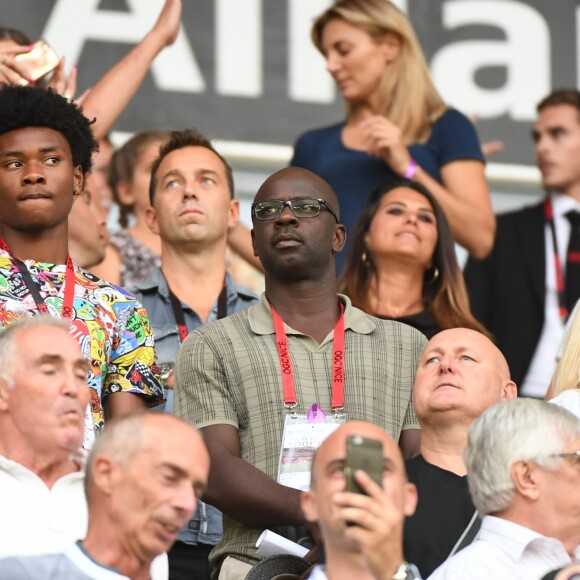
<box><xmin>133</xmin><ymin>268</ymin><xmax>258</xmax><ymax>545</ymax></box>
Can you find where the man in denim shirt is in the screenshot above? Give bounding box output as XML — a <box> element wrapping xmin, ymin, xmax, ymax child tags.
<box><xmin>132</xmin><ymin>129</ymin><xmax>258</xmax><ymax>580</ymax></box>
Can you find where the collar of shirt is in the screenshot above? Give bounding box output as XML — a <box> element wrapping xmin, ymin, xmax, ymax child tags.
<box><xmin>248</xmin><ymin>292</ymin><xmax>376</xmax><ymax>340</ymax></box>
<box><xmin>550</xmin><ymin>191</ymin><xmax>580</xmax><ymax>220</ymax></box>
<box><xmin>0</xmin><ymin>454</ymin><xmax>85</xmax><ymax>484</ymax></box>
<box><xmin>135</xmin><ymin>267</ymin><xmax>255</xmax><ymax>308</ymax></box>
<box><xmin>479</xmin><ymin>515</ymin><xmax>579</xmax><ymax>562</ymax></box>
<box><xmin>0</xmin><ymin>247</ymin><xmax>72</xmax><ymax>274</ymax></box>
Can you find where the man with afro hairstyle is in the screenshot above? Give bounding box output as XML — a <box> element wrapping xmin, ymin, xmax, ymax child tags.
<box><xmin>0</xmin><ymin>85</ymin><xmax>163</xmax><ymax>448</ymax></box>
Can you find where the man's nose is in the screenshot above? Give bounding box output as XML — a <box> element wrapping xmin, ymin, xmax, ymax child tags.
<box><xmin>275</xmin><ymin>204</ymin><xmax>298</xmax><ymax>223</ymax></box>
<box><xmin>22</xmin><ymin>165</ymin><xmax>46</xmax><ymax>185</ymax></box>
<box><xmin>61</xmin><ymin>370</ymin><xmax>83</xmax><ymax>398</ymax></box>
<box><xmin>174</xmin><ymin>485</ymin><xmax>197</xmax><ymax>517</ymax></box>
<box><xmin>438</xmin><ymin>356</ymin><xmax>455</xmax><ymax>374</ymax></box>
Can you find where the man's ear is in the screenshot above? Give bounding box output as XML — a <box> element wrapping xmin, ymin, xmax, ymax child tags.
<box><xmin>511</xmin><ymin>460</ymin><xmax>540</xmax><ymax>501</ymax></box>
<box><xmin>301</xmin><ymin>490</ymin><xmax>319</xmax><ymax>524</ymax></box>
<box><xmin>251</xmin><ymin>228</ymin><xmax>258</xmax><ymax>258</ymax></box>
<box><xmin>332</xmin><ymin>225</ymin><xmax>347</xmax><ymax>254</ymax></box>
<box><xmin>228</xmin><ymin>199</ymin><xmax>240</xmax><ymax>229</ymax></box>
<box><xmin>73</xmin><ymin>166</ymin><xmax>84</xmax><ymax>198</ymax></box>
<box><xmin>90</xmin><ymin>455</ymin><xmax>117</xmax><ymax>496</ymax></box>
<box><xmin>502</xmin><ymin>380</ymin><xmax>518</xmax><ymax>400</ymax></box>
<box><xmin>0</xmin><ymin>377</ymin><xmax>11</xmax><ymax>412</ymax></box>
<box><xmin>403</xmin><ymin>482</ymin><xmax>418</xmax><ymax>517</ymax></box>
<box><xmin>145</xmin><ymin>207</ymin><xmax>159</xmax><ymax>235</ymax></box>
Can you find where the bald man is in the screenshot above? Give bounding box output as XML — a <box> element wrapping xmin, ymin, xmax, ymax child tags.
<box><xmin>0</xmin><ymin>413</ymin><xmax>209</xmax><ymax>579</ymax></box>
<box><xmin>302</xmin><ymin>421</ymin><xmax>421</xmax><ymax>580</ymax></box>
<box><xmin>403</xmin><ymin>328</ymin><xmax>517</xmax><ymax>576</ymax></box>
<box><xmin>175</xmin><ymin>167</ymin><xmax>426</xmax><ymax>578</ymax></box>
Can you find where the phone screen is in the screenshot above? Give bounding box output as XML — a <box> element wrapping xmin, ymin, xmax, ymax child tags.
<box><xmin>345</xmin><ymin>435</ymin><xmax>384</xmax><ymax>494</ymax></box>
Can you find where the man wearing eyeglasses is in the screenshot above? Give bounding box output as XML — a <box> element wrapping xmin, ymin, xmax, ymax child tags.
<box><xmin>175</xmin><ymin>166</ymin><xmax>426</xmax><ymax>579</ymax></box>
<box><xmin>430</xmin><ymin>398</ymin><xmax>580</xmax><ymax>580</ymax></box>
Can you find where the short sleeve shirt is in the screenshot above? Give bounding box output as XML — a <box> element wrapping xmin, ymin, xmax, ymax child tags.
<box><xmin>175</xmin><ymin>293</ymin><xmax>426</xmax><ymax>567</ymax></box>
<box><xmin>0</xmin><ymin>250</ymin><xmax>163</xmax><ymax>437</ymax></box>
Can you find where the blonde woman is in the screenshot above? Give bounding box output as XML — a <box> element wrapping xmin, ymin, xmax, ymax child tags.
<box><xmin>547</xmin><ymin>304</ymin><xmax>580</xmax><ymax>418</ymax></box>
<box><xmin>291</xmin><ymin>0</ymin><xmax>494</xmax><ymax>272</ymax></box>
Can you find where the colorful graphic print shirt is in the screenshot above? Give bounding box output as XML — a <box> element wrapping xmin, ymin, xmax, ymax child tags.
<box><xmin>0</xmin><ymin>250</ymin><xmax>163</xmax><ymax>445</ymax></box>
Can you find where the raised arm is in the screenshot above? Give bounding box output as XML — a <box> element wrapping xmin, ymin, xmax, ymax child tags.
<box><xmin>227</xmin><ymin>223</ymin><xmax>264</xmax><ymax>273</ymax></box>
<box><xmin>80</xmin><ymin>0</ymin><xmax>182</xmax><ymax>140</ymax></box>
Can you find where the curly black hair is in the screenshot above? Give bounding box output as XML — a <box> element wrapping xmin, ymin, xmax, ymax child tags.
<box><xmin>0</xmin><ymin>84</ymin><xmax>98</xmax><ymax>174</ymax></box>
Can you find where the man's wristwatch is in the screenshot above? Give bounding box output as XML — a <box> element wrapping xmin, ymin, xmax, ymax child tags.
<box><xmin>392</xmin><ymin>562</ymin><xmax>422</xmax><ymax>580</ymax></box>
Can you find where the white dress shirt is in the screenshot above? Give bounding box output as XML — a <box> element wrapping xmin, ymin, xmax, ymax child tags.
<box><xmin>549</xmin><ymin>389</ymin><xmax>580</xmax><ymax>419</ymax></box>
<box><xmin>428</xmin><ymin>515</ymin><xmax>580</xmax><ymax>580</ymax></box>
<box><xmin>0</xmin><ymin>455</ymin><xmax>168</xmax><ymax>579</ymax></box>
<box><xmin>521</xmin><ymin>193</ymin><xmax>580</xmax><ymax>398</ymax></box>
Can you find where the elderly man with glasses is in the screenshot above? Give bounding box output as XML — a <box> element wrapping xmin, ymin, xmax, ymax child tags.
<box><xmin>430</xmin><ymin>398</ymin><xmax>580</xmax><ymax>580</ymax></box>
<box><xmin>174</xmin><ymin>167</ymin><xmax>427</xmax><ymax>580</ymax></box>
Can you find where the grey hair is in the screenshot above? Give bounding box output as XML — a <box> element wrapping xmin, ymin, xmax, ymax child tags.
<box><xmin>0</xmin><ymin>316</ymin><xmax>71</xmax><ymax>386</ymax></box>
<box><xmin>85</xmin><ymin>414</ymin><xmax>146</xmax><ymax>496</ymax></box>
<box><xmin>466</xmin><ymin>399</ymin><xmax>580</xmax><ymax>515</ymax></box>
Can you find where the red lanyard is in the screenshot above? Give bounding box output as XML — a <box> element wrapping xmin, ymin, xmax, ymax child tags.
<box><xmin>271</xmin><ymin>303</ymin><xmax>346</xmax><ymax>410</ymax></box>
<box><xmin>544</xmin><ymin>197</ymin><xmax>568</xmax><ymax>321</ymax></box>
<box><xmin>0</xmin><ymin>238</ymin><xmax>75</xmax><ymax>319</ymax></box>
<box><xmin>166</xmin><ymin>274</ymin><xmax>228</xmax><ymax>343</ymax></box>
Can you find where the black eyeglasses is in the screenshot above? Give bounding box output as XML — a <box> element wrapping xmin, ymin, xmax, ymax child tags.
<box><xmin>251</xmin><ymin>198</ymin><xmax>339</xmax><ymax>223</ymax></box>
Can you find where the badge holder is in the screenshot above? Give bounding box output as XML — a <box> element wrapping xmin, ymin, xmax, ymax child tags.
<box><xmin>277</xmin><ymin>403</ymin><xmax>346</xmax><ymax>491</ymax></box>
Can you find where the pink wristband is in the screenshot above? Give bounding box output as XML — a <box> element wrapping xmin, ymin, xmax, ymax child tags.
<box><xmin>404</xmin><ymin>159</ymin><xmax>419</xmax><ymax>179</ymax></box>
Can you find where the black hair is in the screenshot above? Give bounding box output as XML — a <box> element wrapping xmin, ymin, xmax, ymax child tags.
<box><xmin>0</xmin><ymin>85</ymin><xmax>97</xmax><ymax>175</ymax></box>
<box><xmin>149</xmin><ymin>128</ymin><xmax>234</xmax><ymax>205</ymax></box>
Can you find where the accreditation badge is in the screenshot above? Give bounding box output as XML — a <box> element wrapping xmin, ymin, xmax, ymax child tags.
<box><xmin>277</xmin><ymin>404</ymin><xmax>346</xmax><ymax>491</ymax></box>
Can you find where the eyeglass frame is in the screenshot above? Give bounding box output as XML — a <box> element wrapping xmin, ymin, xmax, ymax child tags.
<box><xmin>548</xmin><ymin>450</ymin><xmax>580</xmax><ymax>461</ymax></box>
<box><xmin>251</xmin><ymin>197</ymin><xmax>340</xmax><ymax>223</ymax></box>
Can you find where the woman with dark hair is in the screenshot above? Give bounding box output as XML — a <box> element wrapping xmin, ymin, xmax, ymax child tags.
<box><xmin>338</xmin><ymin>177</ymin><xmax>487</xmax><ymax>338</ymax></box>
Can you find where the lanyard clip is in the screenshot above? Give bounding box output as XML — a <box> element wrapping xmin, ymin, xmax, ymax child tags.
<box><xmin>284</xmin><ymin>402</ymin><xmax>298</xmax><ymax>419</ymax></box>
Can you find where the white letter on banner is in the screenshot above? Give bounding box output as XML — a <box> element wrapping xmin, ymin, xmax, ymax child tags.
<box><xmin>430</xmin><ymin>0</ymin><xmax>550</xmax><ymax>120</ymax></box>
<box><xmin>42</xmin><ymin>0</ymin><xmax>205</xmax><ymax>93</ymax></box>
<box><xmin>216</xmin><ymin>0</ymin><xmax>262</xmax><ymax>97</ymax></box>
<box><xmin>288</xmin><ymin>0</ymin><xmax>334</xmax><ymax>103</ymax></box>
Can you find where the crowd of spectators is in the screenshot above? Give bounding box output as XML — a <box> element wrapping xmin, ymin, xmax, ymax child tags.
<box><xmin>0</xmin><ymin>1</ymin><xmax>579</xmax><ymax>579</ymax></box>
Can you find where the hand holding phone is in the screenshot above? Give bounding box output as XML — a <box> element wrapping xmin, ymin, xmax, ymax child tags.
<box><xmin>13</xmin><ymin>39</ymin><xmax>60</xmax><ymax>83</ymax></box>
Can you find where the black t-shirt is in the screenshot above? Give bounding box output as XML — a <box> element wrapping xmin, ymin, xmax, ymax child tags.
<box><xmin>403</xmin><ymin>455</ymin><xmax>476</xmax><ymax>577</ymax></box>
<box><xmin>376</xmin><ymin>311</ymin><xmax>441</xmax><ymax>340</ymax></box>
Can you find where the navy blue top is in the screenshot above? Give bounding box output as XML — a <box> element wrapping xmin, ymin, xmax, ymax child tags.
<box><xmin>290</xmin><ymin>108</ymin><xmax>484</xmax><ymax>272</ymax></box>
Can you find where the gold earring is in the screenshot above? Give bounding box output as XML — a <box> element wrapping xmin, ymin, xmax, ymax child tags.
<box><xmin>431</xmin><ymin>267</ymin><xmax>440</xmax><ymax>283</ymax></box>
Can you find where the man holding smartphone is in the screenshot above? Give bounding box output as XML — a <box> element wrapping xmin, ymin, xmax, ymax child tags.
<box><xmin>301</xmin><ymin>421</ymin><xmax>422</xmax><ymax>580</ymax></box>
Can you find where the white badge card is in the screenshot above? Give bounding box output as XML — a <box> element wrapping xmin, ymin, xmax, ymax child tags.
<box><xmin>277</xmin><ymin>410</ymin><xmax>345</xmax><ymax>491</ymax></box>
